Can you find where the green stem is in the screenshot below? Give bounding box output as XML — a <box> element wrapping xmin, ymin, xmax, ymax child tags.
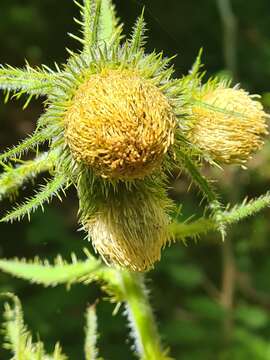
<box><xmin>120</xmin><ymin>270</ymin><xmax>171</xmax><ymax>360</ymax></box>
<box><xmin>170</xmin><ymin>192</ymin><xmax>270</xmax><ymax>241</ymax></box>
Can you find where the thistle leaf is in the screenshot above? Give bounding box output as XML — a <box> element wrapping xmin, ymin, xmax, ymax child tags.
<box><xmin>0</xmin><ymin>253</ymin><xmax>103</xmax><ymax>287</ymax></box>
<box><xmin>129</xmin><ymin>9</ymin><xmax>147</xmax><ymax>55</ymax></box>
<box><xmin>0</xmin><ymin>151</ymin><xmax>57</xmax><ymax>201</ymax></box>
<box><xmin>223</xmin><ymin>192</ymin><xmax>270</xmax><ymax>225</ymax></box>
<box><xmin>74</xmin><ymin>0</ymin><xmax>102</xmax><ymax>52</ymax></box>
<box><xmin>0</xmin><ymin>64</ymin><xmax>58</xmax><ymax>97</ymax></box>
<box><xmin>48</xmin><ymin>343</ymin><xmax>68</xmax><ymax>360</ymax></box>
<box><xmin>170</xmin><ymin>192</ymin><xmax>270</xmax><ymax>241</ymax></box>
<box><xmin>84</xmin><ymin>305</ymin><xmax>102</xmax><ymax>360</ymax></box>
<box><xmin>1</xmin><ymin>293</ymin><xmax>68</xmax><ymax>359</ymax></box>
<box><xmin>99</xmin><ymin>0</ymin><xmax>122</xmax><ymax>43</ymax></box>
<box><xmin>1</xmin><ymin>174</ymin><xmax>68</xmax><ymax>223</ymax></box>
<box><xmin>0</xmin><ymin>127</ymin><xmax>56</xmax><ymax>163</ymax></box>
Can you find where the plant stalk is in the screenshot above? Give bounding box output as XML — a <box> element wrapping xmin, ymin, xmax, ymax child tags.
<box><xmin>120</xmin><ymin>270</ymin><xmax>171</xmax><ymax>360</ymax></box>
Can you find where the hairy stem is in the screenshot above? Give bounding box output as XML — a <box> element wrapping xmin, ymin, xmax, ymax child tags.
<box><xmin>170</xmin><ymin>192</ymin><xmax>270</xmax><ymax>241</ymax></box>
<box><xmin>120</xmin><ymin>270</ymin><xmax>170</xmax><ymax>360</ymax></box>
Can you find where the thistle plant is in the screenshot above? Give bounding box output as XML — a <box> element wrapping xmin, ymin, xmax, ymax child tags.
<box><xmin>0</xmin><ymin>1</ymin><xmax>270</xmax><ymax>359</ymax></box>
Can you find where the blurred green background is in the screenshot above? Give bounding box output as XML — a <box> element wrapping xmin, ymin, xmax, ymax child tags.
<box><xmin>1</xmin><ymin>0</ymin><xmax>270</xmax><ymax>359</ymax></box>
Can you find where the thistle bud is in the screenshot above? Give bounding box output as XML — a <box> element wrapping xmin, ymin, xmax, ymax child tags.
<box><xmin>189</xmin><ymin>88</ymin><xmax>268</xmax><ymax>164</ymax></box>
<box><xmin>64</xmin><ymin>69</ymin><xmax>176</xmax><ymax>179</ymax></box>
<box><xmin>84</xmin><ymin>187</ymin><xmax>172</xmax><ymax>272</ymax></box>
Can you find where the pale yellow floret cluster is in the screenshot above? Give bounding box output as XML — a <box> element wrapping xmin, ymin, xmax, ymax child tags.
<box><xmin>64</xmin><ymin>69</ymin><xmax>176</xmax><ymax>180</ymax></box>
<box><xmin>86</xmin><ymin>192</ymin><xmax>171</xmax><ymax>272</ymax></box>
<box><xmin>189</xmin><ymin>88</ymin><xmax>268</xmax><ymax>164</ymax></box>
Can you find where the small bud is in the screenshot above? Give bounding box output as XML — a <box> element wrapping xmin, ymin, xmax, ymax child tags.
<box><xmin>84</xmin><ymin>188</ymin><xmax>172</xmax><ymax>272</ymax></box>
<box><xmin>189</xmin><ymin>88</ymin><xmax>268</xmax><ymax>164</ymax></box>
<box><xmin>64</xmin><ymin>69</ymin><xmax>176</xmax><ymax>179</ymax></box>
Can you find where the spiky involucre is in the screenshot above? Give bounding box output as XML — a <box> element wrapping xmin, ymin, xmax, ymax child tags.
<box><xmin>189</xmin><ymin>88</ymin><xmax>268</xmax><ymax>164</ymax></box>
<box><xmin>64</xmin><ymin>69</ymin><xmax>176</xmax><ymax>180</ymax></box>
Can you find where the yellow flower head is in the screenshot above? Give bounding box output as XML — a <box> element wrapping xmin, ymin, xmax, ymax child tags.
<box><xmin>65</xmin><ymin>69</ymin><xmax>175</xmax><ymax>180</ymax></box>
<box><xmin>189</xmin><ymin>87</ymin><xmax>268</xmax><ymax>164</ymax></box>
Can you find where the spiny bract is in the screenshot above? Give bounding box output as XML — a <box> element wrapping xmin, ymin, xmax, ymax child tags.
<box><xmin>0</xmin><ymin>0</ymin><xmax>268</xmax><ymax>271</ymax></box>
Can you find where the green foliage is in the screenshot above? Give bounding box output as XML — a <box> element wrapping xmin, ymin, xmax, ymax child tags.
<box><xmin>0</xmin><ymin>251</ymin><xmax>103</xmax><ymax>287</ymax></box>
<box><xmin>169</xmin><ymin>192</ymin><xmax>270</xmax><ymax>241</ymax></box>
<box><xmin>0</xmin><ymin>127</ymin><xmax>56</xmax><ymax>163</ymax></box>
<box><xmin>129</xmin><ymin>9</ymin><xmax>147</xmax><ymax>55</ymax></box>
<box><xmin>0</xmin><ymin>152</ymin><xmax>56</xmax><ymax>201</ymax></box>
<box><xmin>0</xmin><ymin>64</ymin><xmax>57</xmax><ymax>97</ymax></box>
<box><xmin>1</xmin><ymin>293</ymin><xmax>104</xmax><ymax>360</ymax></box>
<box><xmin>1</xmin><ymin>174</ymin><xmax>69</xmax><ymax>223</ymax></box>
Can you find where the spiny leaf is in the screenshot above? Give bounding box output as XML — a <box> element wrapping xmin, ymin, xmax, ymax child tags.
<box><xmin>189</xmin><ymin>48</ymin><xmax>204</xmax><ymax>78</ymax></box>
<box><xmin>129</xmin><ymin>9</ymin><xmax>147</xmax><ymax>55</ymax></box>
<box><xmin>223</xmin><ymin>192</ymin><xmax>270</xmax><ymax>225</ymax></box>
<box><xmin>85</xmin><ymin>305</ymin><xmax>102</xmax><ymax>360</ymax></box>
<box><xmin>0</xmin><ymin>253</ymin><xmax>104</xmax><ymax>287</ymax></box>
<box><xmin>0</xmin><ymin>127</ymin><xmax>56</xmax><ymax>163</ymax></box>
<box><xmin>0</xmin><ymin>64</ymin><xmax>58</xmax><ymax>96</ymax></box>
<box><xmin>99</xmin><ymin>0</ymin><xmax>122</xmax><ymax>44</ymax></box>
<box><xmin>1</xmin><ymin>293</ymin><xmax>29</xmax><ymax>356</ymax></box>
<box><xmin>0</xmin><ymin>151</ymin><xmax>57</xmax><ymax>201</ymax></box>
<box><xmin>91</xmin><ymin>0</ymin><xmax>102</xmax><ymax>46</ymax></box>
<box><xmin>73</xmin><ymin>0</ymin><xmax>102</xmax><ymax>52</ymax></box>
<box><xmin>1</xmin><ymin>293</ymin><xmax>67</xmax><ymax>360</ymax></box>
<box><xmin>47</xmin><ymin>343</ymin><xmax>68</xmax><ymax>360</ymax></box>
<box><xmin>1</xmin><ymin>174</ymin><xmax>68</xmax><ymax>223</ymax></box>
<box><xmin>82</xmin><ymin>0</ymin><xmax>95</xmax><ymax>46</ymax></box>
<box><xmin>170</xmin><ymin>192</ymin><xmax>270</xmax><ymax>241</ymax></box>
